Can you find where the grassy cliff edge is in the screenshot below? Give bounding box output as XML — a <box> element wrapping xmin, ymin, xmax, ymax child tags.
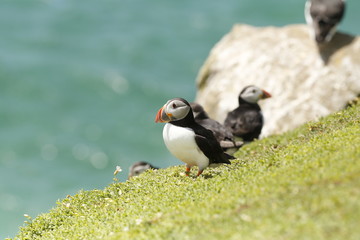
<box><xmin>13</xmin><ymin>103</ymin><xmax>360</xmax><ymax>240</ymax></box>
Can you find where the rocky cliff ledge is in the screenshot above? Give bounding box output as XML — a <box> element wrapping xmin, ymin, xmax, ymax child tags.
<box><xmin>195</xmin><ymin>24</ymin><xmax>360</xmax><ymax>136</ymax></box>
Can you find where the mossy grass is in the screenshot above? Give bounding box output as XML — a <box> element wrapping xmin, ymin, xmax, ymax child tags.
<box><xmin>13</xmin><ymin>102</ymin><xmax>360</xmax><ymax>240</ymax></box>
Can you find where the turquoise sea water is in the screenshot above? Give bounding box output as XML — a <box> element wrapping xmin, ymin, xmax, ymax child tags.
<box><xmin>0</xmin><ymin>0</ymin><xmax>359</xmax><ymax>237</ymax></box>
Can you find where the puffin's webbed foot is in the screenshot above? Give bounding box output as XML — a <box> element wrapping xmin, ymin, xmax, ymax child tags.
<box><xmin>185</xmin><ymin>166</ymin><xmax>191</xmax><ymax>176</ymax></box>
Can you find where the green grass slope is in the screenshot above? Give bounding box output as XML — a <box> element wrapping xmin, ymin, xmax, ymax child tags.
<box><xmin>13</xmin><ymin>103</ymin><xmax>360</xmax><ymax>240</ymax></box>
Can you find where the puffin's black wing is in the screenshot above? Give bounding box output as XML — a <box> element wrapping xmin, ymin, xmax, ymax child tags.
<box><xmin>193</xmin><ymin>127</ymin><xmax>233</xmax><ymax>164</ymax></box>
<box><xmin>198</xmin><ymin>118</ymin><xmax>234</xmax><ymax>142</ymax></box>
<box><xmin>224</xmin><ymin>109</ymin><xmax>263</xmax><ymax>141</ymax></box>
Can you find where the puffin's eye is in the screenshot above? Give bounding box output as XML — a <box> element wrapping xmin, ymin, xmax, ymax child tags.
<box><xmin>252</xmin><ymin>89</ymin><xmax>256</xmax><ymax>93</ymax></box>
<box><xmin>172</xmin><ymin>103</ymin><xmax>177</xmax><ymax>108</ymax></box>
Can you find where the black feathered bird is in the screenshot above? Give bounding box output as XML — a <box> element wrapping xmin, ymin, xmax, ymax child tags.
<box><xmin>155</xmin><ymin>98</ymin><xmax>233</xmax><ymax>176</ymax></box>
<box><xmin>190</xmin><ymin>102</ymin><xmax>243</xmax><ymax>149</ymax></box>
<box><xmin>224</xmin><ymin>85</ymin><xmax>271</xmax><ymax>142</ymax></box>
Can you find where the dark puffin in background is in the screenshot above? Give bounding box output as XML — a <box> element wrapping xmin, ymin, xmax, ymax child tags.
<box><xmin>128</xmin><ymin>161</ymin><xmax>158</xmax><ymax>179</ymax></box>
<box><xmin>305</xmin><ymin>0</ymin><xmax>346</xmax><ymax>43</ymax></box>
<box><xmin>155</xmin><ymin>98</ymin><xmax>233</xmax><ymax>176</ymax></box>
<box><xmin>224</xmin><ymin>85</ymin><xmax>271</xmax><ymax>142</ymax></box>
<box><xmin>190</xmin><ymin>102</ymin><xmax>243</xmax><ymax>149</ymax></box>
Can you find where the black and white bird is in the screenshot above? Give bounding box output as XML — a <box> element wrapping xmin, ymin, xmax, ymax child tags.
<box><xmin>128</xmin><ymin>161</ymin><xmax>158</xmax><ymax>179</ymax></box>
<box><xmin>155</xmin><ymin>98</ymin><xmax>233</xmax><ymax>176</ymax></box>
<box><xmin>305</xmin><ymin>0</ymin><xmax>346</xmax><ymax>43</ymax></box>
<box><xmin>190</xmin><ymin>102</ymin><xmax>243</xmax><ymax>149</ymax></box>
<box><xmin>224</xmin><ymin>85</ymin><xmax>271</xmax><ymax>142</ymax></box>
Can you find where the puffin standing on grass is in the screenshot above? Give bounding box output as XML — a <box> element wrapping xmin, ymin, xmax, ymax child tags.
<box><xmin>224</xmin><ymin>85</ymin><xmax>271</xmax><ymax>142</ymax></box>
<box><xmin>305</xmin><ymin>0</ymin><xmax>346</xmax><ymax>43</ymax></box>
<box><xmin>190</xmin><ymin>102</ymin><xmax>243</xmax><ymax>149</ymax></box>
<box><xmin>155</xmin><ymin>98</ymin><xmax>233</xmax><ymax>177</ymax></box>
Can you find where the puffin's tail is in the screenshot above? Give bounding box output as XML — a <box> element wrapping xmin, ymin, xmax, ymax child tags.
<box><xmin>221</xmin><ymin>152</ymin><xmax>234</xmax><ymax>164</ymax></box>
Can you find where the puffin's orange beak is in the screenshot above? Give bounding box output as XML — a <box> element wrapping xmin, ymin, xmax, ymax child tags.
<box><xmin>155</xmin><ymin>106</ymin><xmax>172</xmax><ymax>123</ymax></box>
<box><xmin>155</xmin><ymin>106</ymin><xmax>164</xmax><ymax>123</ymax></box>
<box><xmin>261</xmin><ymin>89</ymin><xmax>272</xmax><ymax>99</ymax></box>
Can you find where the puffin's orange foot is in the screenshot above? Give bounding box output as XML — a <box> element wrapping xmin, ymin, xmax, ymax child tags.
<box><xmin>196</xmin><ymin>170</ymin><xmax>203</xmax><ymax>177</ymax></box>
<box><xmin>185</xmin><ymin>166</ymin><xmax>191</xmax><ymax>176</ymax></box>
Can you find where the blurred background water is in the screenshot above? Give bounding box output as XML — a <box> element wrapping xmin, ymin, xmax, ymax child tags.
<box><xmin>0</xmin><ymin>0</ymin><xmax>358</xmax><ymax>237</ymax></box>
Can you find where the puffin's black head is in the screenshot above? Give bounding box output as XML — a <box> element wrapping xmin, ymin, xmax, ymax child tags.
<box><xmin>239</xmin><ymin>85</ymin><xmax>271</xmax><ymax>104</ymax></box>
<box><xmin>305</xmin><ymin>0</ymin><xmax>345</xmax><ymax>43</ymax></box>
<box><xmin>155</xmin><ymin>98</ymin><xmax>194</xmax><ymax>123</ymax></box>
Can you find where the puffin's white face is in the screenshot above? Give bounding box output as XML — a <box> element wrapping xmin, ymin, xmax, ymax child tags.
<box><xmin>240</xmin><ymin>86</ymin><xmax>271</xmax><ymax>104</ymax></box>
<box><xmin>130</xmin><ymin>164</ymin><xmax>151</xmax><ymax>177</ymax></box>
<box><xmin>164</xmin><ymin>99</ymin><xmax>190</xmax><ymax>120</ymax></box>
<box><xmin>155</xmin><ymin>98</ymin><xmax>190</xmax><ymax>123</ymax></box>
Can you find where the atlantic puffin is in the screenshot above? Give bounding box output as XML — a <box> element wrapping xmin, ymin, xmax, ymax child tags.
<box><xmin>155</xmin><ymin>98</ymin><xmax>233</xmax><ymax>176</ymax></box>
<box><xmin>305</xmin><ymin>0</ymin><xmax>346</xmax><ymax>43</ymax></box>
<box><xmin>224</xmin><ymin>85</ymin><xmax>271</xmax><ymax>142</ymax></box>
<box><xmin>128</xmin><ymin>161</ymin><xmax>158</xmax><ymax>179</ymax></box>
<box><xmin>190</xmin><ymin>102</ymin><xmax>243</xmax><ymax>149</ymax></box>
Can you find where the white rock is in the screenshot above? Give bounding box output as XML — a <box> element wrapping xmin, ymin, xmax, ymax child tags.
<box><xmin>195</xmin><ymin>24</ymin><xmax>360</xmax><ymax>136</ymax></box>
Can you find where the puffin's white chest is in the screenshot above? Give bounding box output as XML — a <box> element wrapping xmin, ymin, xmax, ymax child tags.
<box><xmin>162</xmin><ymin>123</ymin><xmax>209</xmax><ymax>169</ymax></box>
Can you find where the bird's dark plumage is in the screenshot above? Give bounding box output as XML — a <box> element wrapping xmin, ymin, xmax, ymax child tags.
<box><xmin>190</xmin><ymin>102</ymin><xmax>243</xmax><ymax>149</ymax></box>
<box><xmin>224</xmin><ymin>101</ymin><xmax>263</xmax><ymax>141</ymax></box>
<box><xmin>190</xmin><ymin>102</ymin><xmax>233</xmax><ymax>142</ymax></box>
<box><xmin>224</xmin><ymin>85</ymin><xmax>271</xmax><ymax>142</ymax></box>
